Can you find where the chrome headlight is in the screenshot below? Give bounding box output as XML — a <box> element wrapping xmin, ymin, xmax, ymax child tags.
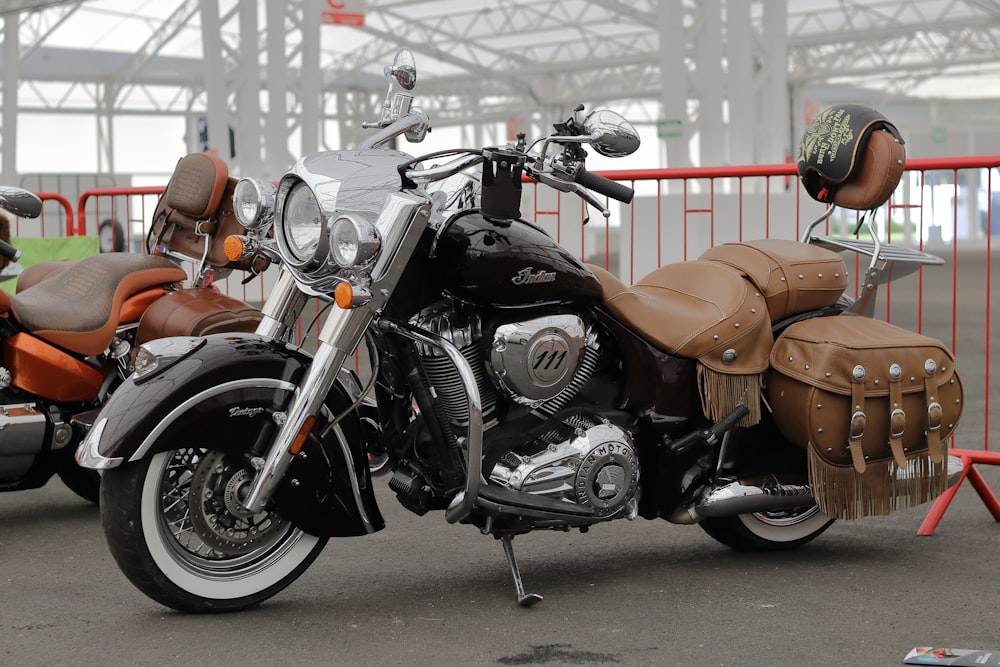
<box><xmin>233</xmin><ymin>177</ymin><xmax>276</xmax><ymax>230</ymax></box>
<box><xmin>329</xmin><ymin>214</ymin><xmax>380</xmax><ymax>269</ymax></box>
<box><xmin>284</xmin><ymin>183</ymin><xmax>325</xmax><ymax>262</ymax></box>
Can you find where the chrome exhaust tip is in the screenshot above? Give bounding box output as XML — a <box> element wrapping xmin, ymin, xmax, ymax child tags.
<box><xmin>695</xmin><ymin>474</ymin><xmax>815</xmax><ymax>518</ymax></box>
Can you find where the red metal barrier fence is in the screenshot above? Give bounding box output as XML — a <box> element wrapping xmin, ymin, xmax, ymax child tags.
<box><xmin>70</xmin><ymin>157</ymin><xmax>999</xmax><ymax>459</ymax></box>
<box><xmin>23</xmin><ymin>192</ymin><xmax>74</xmax><ymax>237</ymax></box>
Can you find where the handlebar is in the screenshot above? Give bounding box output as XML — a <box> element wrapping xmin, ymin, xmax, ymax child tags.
<box><xmin>574</xmin><ymin>168</ymin><xmax>634</xmax><ymax>204</ymax></box>
<box><xmin>356</xmin><ymin>110</ymin><xmax>430</xmax><ymax>151</ymax></box>
<box><xmin>0</xmin><ymin>238</ymin><xmax>21</xmax><ymax>264</ymax></box>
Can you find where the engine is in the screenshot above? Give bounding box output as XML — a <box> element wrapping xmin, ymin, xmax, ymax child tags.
<box><xmin>489</xmin><ymin>414</ymin><xmax>639</xmax><ymax>518</ymax></box>
<box><xmin>410</xmin><ymin>304</ymin><xmax>604</xmax><ymax>424</ymax></box>
<box><xmin>409</xmin><ymin>302</ymin><xmax>639</xmax><ymax>519</ymax></box>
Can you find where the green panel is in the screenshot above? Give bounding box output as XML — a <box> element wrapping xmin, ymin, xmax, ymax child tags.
<box><xmin>0</xmin><ymin>236</ymin><xmax>100</xmax><ymax>293</ymax></box>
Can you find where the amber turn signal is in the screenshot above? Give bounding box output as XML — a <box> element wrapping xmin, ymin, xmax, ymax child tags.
<box><xmin>334</xmin><ymin>282</ymin><xmax>354</xmax><ymax>309</ymax></box>
<box><xmin>334</xmin><ymin>282</ymin><xmax>372</xmax><ymax>309</ymax></box>
<box><xmin>223</xmin><ymin>235</ymin><xmax>246</xmax><ymax>262</ymax></box>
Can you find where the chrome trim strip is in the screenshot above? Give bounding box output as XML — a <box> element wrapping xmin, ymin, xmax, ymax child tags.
<box><xmin>129</xmin><ymin>378</ymin><xmax>297</xmax><ymax>462</ymax></box>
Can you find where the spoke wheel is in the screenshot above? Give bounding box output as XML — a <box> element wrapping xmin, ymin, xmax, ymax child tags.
<box><xmin>699</xmin><ymin>505</ymin><xmax>834</xmax><ymax>552</ymax></box>
<box><xmin>102</xmin><ymin>447</ymin><xmax>327</xmax><ymax>612</ymax></box>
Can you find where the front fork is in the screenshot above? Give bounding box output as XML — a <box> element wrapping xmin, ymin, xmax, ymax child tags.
<box><xmin>242</xmin><ymin>294</ymin><xmax>373</xmax><ymax>513</ymax></box>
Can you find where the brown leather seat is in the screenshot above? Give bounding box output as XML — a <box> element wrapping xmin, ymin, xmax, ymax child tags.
<box><xmin>7</xmin><ymin>253</ymin><xmax>186</xmax><ymax>356</ymax></box>
<box><xmin>589</xmin><ymin>260</ymin><xmax>772</xmax><ymax>375</ymax></box>
<box><xmin>699</xmin><ymin>239</ymin><xmax>847</xmax><ymax>321</ymax></box>
<box><xmin>16</xmin><ymin>260</ymin><xmax>77</xmax><ymax>293</ymax></box>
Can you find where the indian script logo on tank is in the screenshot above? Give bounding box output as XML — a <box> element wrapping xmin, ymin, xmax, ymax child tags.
<box><xmin>229</xmin><ymin>406</ymin><xmax>265</xmax><ymax>418</ymax></box>
<box><xmin>512</xmin><ymin>267</ymin><xmax>556</xmax><ymax>286</ymax></box>
<box><xmin>797</xmin><ymin>107</ymin><xmax>855</xmax><ymax>167</ymax></box>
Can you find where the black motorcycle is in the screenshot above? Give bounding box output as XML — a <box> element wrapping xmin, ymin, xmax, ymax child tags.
<box><xmin>80</xmin><ymin>49</ymin><xmax>963</xmax><ymax>612</ymax></box>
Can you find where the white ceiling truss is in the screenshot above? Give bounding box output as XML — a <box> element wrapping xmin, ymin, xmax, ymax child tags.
<box><xmin>2</xmin><ymin>0</ymin><xmax>999</xmax><ymax>177</ymax></box>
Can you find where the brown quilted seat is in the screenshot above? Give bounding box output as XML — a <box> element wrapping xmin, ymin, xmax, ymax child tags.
<box><xmin>699</xmin><ymin>239</ymin><xmax>847</xmax><ymax>321</ymax></box>
<box><xmin>588</xmin><ymin>260</ymin><xmax>772</xmax><ymax>375</ymax></box>
<box><xmin>9</xmin><ymin>253</ymin><xmax>186</xmax><ymax>356</ymax></box>
<box><xmin>16</xmin><ymin>260</ymin><xmax>77</xmax><ymax>293</ymax></box>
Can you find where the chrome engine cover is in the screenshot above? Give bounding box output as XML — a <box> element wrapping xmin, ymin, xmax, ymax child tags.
<box><xmin>490</xmin><ymin>314</ymin><xmax>587</xmax><ymax>405</ymax></box>
<box><xmin>489</xmin><ymin>421</ymin><xmax>639</xmax><ymax>518</ymax></box>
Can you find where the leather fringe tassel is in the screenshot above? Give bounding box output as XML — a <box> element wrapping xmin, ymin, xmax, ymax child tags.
<box><xmin>807</xmin><ymin>445</ymin><xmax>949</xmax><ymax>520</ymax></box>
<box><xmin>697</xmin><ymin>365</ymin><xmax>763</xmax><ymax>427</ymax></box>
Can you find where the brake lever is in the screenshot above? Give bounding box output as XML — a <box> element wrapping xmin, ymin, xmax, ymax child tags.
<box><xmin>574</xmin><ymin>185</ymin><xmax>611</xmax><ymax>220</ymax></box>
<box><xmin>533</xmin><ymin>169</ymin><xmax>611</xmax><ymax>221</ymax></box>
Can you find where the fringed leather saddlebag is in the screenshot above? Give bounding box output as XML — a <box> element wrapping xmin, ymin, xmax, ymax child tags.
<box><xmin>768</xmin><ymin>315</ymin><xmax>962</xmax><ymax>520</ymax></box>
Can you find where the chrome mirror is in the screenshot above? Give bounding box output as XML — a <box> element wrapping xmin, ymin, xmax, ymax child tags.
<box><xmin>0</xmin><ymin>187</ymin><xmax>42</xmax><ymax>219</ymax></box>
<box><xmin>583</xmin><ymin>110</ymin><xmax>640</xmax><ymax>158</ymax></box>
<box><xmin>387</xmin><ymin>48</ymin><xmax>417</xmax><ymax>91</ymax></box>
<box><xmin>364</xmin><ymin>49</ymin><xmax>419</xmax><ymax>132</ymax></box>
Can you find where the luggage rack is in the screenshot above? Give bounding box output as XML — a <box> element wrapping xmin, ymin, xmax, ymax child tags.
<box><xmin>802</xmin><ymin>205</ymin><xmax>946</xmax><ymax>317</ymax></box>
<box><xmin>808</xmin><ymin>234</ymin><xmax>945</xmax><ymax>268</ymax></box>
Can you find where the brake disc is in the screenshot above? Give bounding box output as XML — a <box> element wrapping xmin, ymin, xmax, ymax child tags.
<box><xmin>187</xmin><ymin>450</ymin><xmax>289</xmax><ymax>555</ymax></box>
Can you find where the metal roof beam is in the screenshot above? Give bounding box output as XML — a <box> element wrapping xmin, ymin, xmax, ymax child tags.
<box><xmin>112</xmin><ymin>0</ymin><xmax>200</xmax><ymax>90</ymax></box>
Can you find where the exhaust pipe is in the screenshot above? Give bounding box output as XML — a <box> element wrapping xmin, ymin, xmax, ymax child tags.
<box><xmin>695</xmin><ymin>473</ymin><xmax>814</xmax><ymax>518</ymax></box>
<box><xmin>692</xmin><ymin>455</ymin><xmax>966</xmax><ymax>520</ymax></box>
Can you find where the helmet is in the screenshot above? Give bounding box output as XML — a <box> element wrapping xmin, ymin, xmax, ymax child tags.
<box><xmin>796</xmin><ymin>104</ymin><xmax>905</xmax><ymax>210</ymax></box>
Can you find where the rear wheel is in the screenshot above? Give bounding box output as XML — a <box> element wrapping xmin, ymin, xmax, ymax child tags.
<box><xmin>699</xmin><ymin>506</ymin><xmax>834</xmax><ymax>552</ymax></box>
<box><xmin>101</xmin><ymin>447</ymin><xmax>327</xmax><ymax>612</ymax></box>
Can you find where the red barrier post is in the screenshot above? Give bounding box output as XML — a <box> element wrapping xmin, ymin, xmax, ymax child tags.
<box><xmin>35</xmin><ymin>192</ymin><xmax>75</xmax><ymax>236</ymax></box>
<box><xmin>918</xmin><ymin>450</ymin><xmax>1000</xmax><ymax>535</ymax></box>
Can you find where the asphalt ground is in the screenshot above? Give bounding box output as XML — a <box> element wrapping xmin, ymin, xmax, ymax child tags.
<box><xmin>2</xmin><ymin>247</ymin><xmax>1000</xmax><ymax>667</ymax></box>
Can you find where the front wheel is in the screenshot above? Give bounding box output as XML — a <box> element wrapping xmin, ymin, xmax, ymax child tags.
<box><xmin>101</xmin><ymin>448</ymin><xmax>327</xmax><ymax>612</ymax></box>
<box><xmin>699</xmin><ymin>506</ymin><xmax>834</xmax><ymax>552</ymax></box>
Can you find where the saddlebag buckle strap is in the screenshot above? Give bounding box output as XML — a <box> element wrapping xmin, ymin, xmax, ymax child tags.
<box><xmin>848</xmin><ymin>380</ymin><xmax>867</xmax><ymax>473</ymax></box>
<box><xmin>887</xmin><ymin>371</ymin><xmax>907</xmax><ymax>467</ymax></box>
<box><xmin>927</xmin><ymin>401</ymin><xmax>943</xmax><ymax>432</ymax></box>
<box><xmin>924</xmin><ymin>374</ymin><xmax>945</xmax><ymax>464</ymax></box>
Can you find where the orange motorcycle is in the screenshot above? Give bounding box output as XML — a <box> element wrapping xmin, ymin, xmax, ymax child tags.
<box><xmin>0</xmin><ymin>152</ymin><xmax>261</xmax><ymax>502</ymax></box>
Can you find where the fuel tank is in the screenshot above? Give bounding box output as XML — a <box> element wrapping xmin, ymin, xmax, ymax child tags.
<box><xmin>431</xmin><ymin>211</ymin><xmax>603</xmax><ymax>306</ymax></box>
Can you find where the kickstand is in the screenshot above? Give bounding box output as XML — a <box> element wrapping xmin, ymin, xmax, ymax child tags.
<box><xmin>500</xmin><ymin>535</ymin><xmax>543</xmax><ymax>607</ymax></box>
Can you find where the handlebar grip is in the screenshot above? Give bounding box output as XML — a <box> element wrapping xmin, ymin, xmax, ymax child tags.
<box><xmin>0</xmin><ymin>238</ymin><xmax>20</xmax><ymax>264</ymax></box>
<box><xmin>574</xmin><ymin>169</ymin><xmax>634</xmax><ymax>204</ymax></box>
